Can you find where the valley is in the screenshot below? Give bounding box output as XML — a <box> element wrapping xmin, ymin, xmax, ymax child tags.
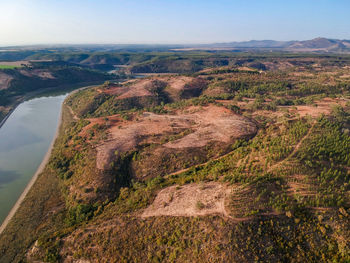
<box><xmin>0</xmin><ymin>52</ymin><xmax>349</xmax><ymax>262</ymax></box>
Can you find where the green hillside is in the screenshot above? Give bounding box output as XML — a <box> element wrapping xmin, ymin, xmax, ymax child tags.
<box><xmin>0</xmin><ymin>54</ymin><xmax>349</xmax><ymax>262</ymax></box>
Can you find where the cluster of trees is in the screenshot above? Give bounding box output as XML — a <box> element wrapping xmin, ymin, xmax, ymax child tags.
<box><xmin>24</xmin><ymin>59</ymin><xmax>350</xmax><ymax>262</ymax></box>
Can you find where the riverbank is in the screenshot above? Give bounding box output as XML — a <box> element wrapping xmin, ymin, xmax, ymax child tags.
<box><xmin>0</xmin><ymin>103</ymin><xmax>63</xmax><ymax>235</ymax></box>
<box><xmin>0</xmin><ymin>83</ymin><xmax>102</xmax><ymax>235</ymax></box>
<box><xmin>0</xmin><ymin>106</ymin><xmax>16</xmax><ymax>129</ymax></box>
<box><xmin>0</xmin><ymin>80</ymin><xmax>112</xmax><ymax>129</ymax></box>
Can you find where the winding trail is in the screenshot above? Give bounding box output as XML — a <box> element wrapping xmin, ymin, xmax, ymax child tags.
<box><xmin>165</xmin><ymin>148</ymin><xmax>239</xmax><ymax>179</ymax></box>
<box><xmin>165</xmin><ymin>121</ymin><xmax>316</xmax><ymax>180</ymax></box>
<box><xmin>67</xmin><ymin>105</ymin><xmax>79</xmax><ymax>120</ymax></box>
<box><xmin>268</xmin><ymin>122</ymin><xmax>316</xmax><ymax>172</ymax></box>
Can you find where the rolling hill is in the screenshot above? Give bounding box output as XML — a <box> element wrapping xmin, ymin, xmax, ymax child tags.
<box><xmin>178</xmin><ymin>37</ymin><xmax>350</xmax><ymax>53</ymax></box>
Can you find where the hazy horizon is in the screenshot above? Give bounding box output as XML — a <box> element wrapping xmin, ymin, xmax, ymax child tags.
<box><xmin>0</xmin><ymin>0</ymin><xmax>349</xmax><ymax>46</ymax></box>
<box><xmin>1</xmin><ymin>37</ymin><xmax>350</xmax><ymax>49</ymax></box>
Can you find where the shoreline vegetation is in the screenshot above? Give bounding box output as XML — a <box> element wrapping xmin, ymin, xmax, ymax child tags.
<box><xmin>0</xmin><ymin>99</ymin><xmax>78</xmax><ymax>262</ymax></box>
<box><xmin>0</xmin><ymin>81</ymin><xmax>110</xmax><ymax>128</ymax></box>
<box><xmin>0</xmin><ymin>83</ymin><xmax>104</xmax><ymax>235</ymax></box>
<box><xmin>0</xmin><ymin>103</ymin><xmax>63</xmax><ymax>235</ymax></box>
<box><xmin>0</xmin><ymin>53</ymin><xmax>349</xmax><ymax>262</ymax></box>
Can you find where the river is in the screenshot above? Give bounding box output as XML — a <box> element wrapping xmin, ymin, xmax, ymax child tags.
<box><xmin>0</xmin><ymin>93</ymin><xmax>67</xmax><ymax>225</ymax></box>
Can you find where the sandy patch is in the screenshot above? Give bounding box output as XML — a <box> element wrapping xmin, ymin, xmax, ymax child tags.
<box><xmin>142</xmin><ymin>182</ymin><xmax>231</xmax><ymax>218</ymax></box>
<box><xmin>291</xmin><ymin>72</ymin><xmax>314</xmax><ymax>77</ymax></box>
<box><xmin>237</xmin><ymin>66</ymin><xmax>255</xmax><ymax>71</ymax></box>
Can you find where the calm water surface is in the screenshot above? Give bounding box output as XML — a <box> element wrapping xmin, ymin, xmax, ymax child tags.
<box><xmin>0</xmin><ymin>94</ymin><xmax>67</xmax><ymax>224</ymax></box>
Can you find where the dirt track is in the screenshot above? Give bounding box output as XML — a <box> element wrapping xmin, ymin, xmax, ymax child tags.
<box><xmin>268</xmin><ymin>122</ymin><xmax>316</xmax><ymax>172</ymax></box>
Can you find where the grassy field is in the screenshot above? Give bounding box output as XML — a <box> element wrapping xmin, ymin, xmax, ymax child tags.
<box><xmin>0</xmin><ymin>65</ymin><xmax>19</xmax><ymax>69</ymax></box>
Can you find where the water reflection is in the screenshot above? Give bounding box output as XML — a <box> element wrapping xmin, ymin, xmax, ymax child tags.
<box><xmin>0</xmin><ymin>126</ymin><xmax>43</xmax><ymax>152</ymax></box>
<box><xmin>0</xmin><ymin>93</ymin><xmax>67</xmax><ymax>224</ymax></box>
<box><xmin>0</xmin><ymin>169</ymin><xmax>20</xmax><ymax>187</ymax></box>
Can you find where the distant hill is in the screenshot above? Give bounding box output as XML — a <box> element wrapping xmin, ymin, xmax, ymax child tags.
<box><xmin>179</xmin><ymin>37</ymin><xmax>350</xmax><ymax>53</ymax></box>
<box><xmin>210</xmin><ymin>40</ymin><xmax>293</xmax><ymax>48</ymax></box>
<box><xmin>285</xmin><ymin>37</ymin><xmax>350</xmax><ymax>52</ymax></box>
<box><xmin>2</xmin><ymin>38</ymin><xmax>350</xmax><ymax>56</ymax></box>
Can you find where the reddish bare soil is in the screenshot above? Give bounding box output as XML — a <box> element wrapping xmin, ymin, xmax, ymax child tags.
<box><xmin>287</xmin><ymin>97</ymin><xmax>347</xmax><ymax>118</ymax></box>
<box><xmin>0</xmin><ymin>72</ymin><xmax>13</xmax><ymax>90</ymax></box>
<box><xmin>102</xmin><ymin>79</ymin><xmax>153</xmax><ymax>99</ymax></box>
<box><xmin>95</xmin><ymin>105</ymin><xmax>257</xmax><ymax>170</ymax></box>
<box><xmin>0</xmin><ymin>67</ymin><xmax>55</xmax><ymax>90</ymax></box>
<box><xmin>19</xmin><ymin>69</ymin><xmax>55</xmax><ymax>79</ymax></box>
<box><xmin>99</xmin><ymin>76</ymin><xmax>197</xmax><ymax>101</ymax></box>
<box><xmin>340</xmin><ymin>74</ymin><xmax>350</xmax><ymax>79</ymax></box>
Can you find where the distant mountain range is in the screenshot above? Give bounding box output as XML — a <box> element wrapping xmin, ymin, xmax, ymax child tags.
<box><xmin>179</xmin><ymin>38</ymin><xmax>350</xmax><ymax>53</ymax></box>
<box><xmin>1</xmin><ymin>38</ymin><xmax>350</xmax><ymax>54</ymax></box>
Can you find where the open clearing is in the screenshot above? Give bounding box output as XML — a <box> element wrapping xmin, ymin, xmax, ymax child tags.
<box><xmin>0</xmin><ymin>72</ymin><xmax>14</xmax><ymax>90</ymax></box>
<box><xmin>0</xmin><ymin>61</ymin><xmax>29</xmax><ymax>67</ymax></box>
<box><xmin>94</xmin><ymin>105</ymin><xmax>257</xmax><ymax>170</ymax></box>
<box><xmin>288</xmin><ymin>97</ymin><xmax>347</xmax><ymax>117</ymax></box>
<box><xmin>142</xmin><ymin>182</ymin><xmax>231</xmax><ymax>218</ymax></box>
<box><xmin>100</xmin><ymin>75</ymin><xmax>197</xmax><ymax>100</ymax></box>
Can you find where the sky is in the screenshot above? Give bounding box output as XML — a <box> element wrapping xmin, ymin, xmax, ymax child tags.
<box><xmin>0</xmin><ymin>0</ymin><xmax>349</xmax><ymax>46</ymax></box>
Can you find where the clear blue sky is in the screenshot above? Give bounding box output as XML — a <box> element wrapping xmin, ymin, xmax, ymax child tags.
<box><xmin>0</xmin><ymin>0</ymin><xmax>349</xmax><ymax>45</ymax></box>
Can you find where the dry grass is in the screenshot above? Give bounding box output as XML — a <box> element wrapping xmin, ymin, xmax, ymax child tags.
<box><xmin>142</xmin><ymin>182</ymin><xmax>231</xmax><ymax>218</ymax></box>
